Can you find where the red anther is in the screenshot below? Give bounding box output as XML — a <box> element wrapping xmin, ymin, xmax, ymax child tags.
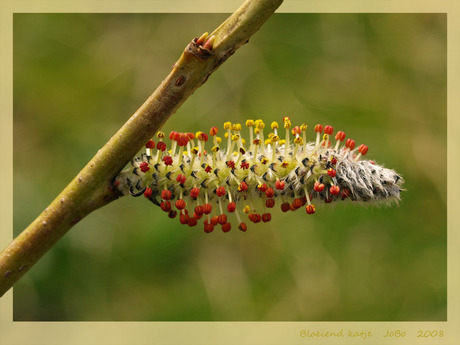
<box><xmin>156</xmin><ymin>141</ymin><xmax>167</xmax><ymax>151</ymax></box>
<box><xmin>314</xmin><ymin>124</ymin><xmax>323</xmax><ymax>133</ymax></box>
<box><xmin>292</xmin><ymin>198</ymin><xmax>303</xmax><ymax>209</ymax></box>
<box><xmin>275</xmin><ymin>179</ymin><xmax>285</xmax><ymax>190</ymax></box>
<box><xmin>331</xmin><ymin>157</ymin><xmax>338</xmax><ymax>165</ymax></box>
<box><xmin>160</xmin><ymin>201</ymin><xmax>171</xmax><ymax>212</ymax></box>
<box><xmin>249</xmin><ymin>213</ymin><xmax>261</xmax><ymax>223</ymax></box>
<box><xmin>262</xmin><ymin>213</ymin><xmax>271</xmax><ymax>222</ymax></box>
<box><xmin>139</xmin><ymin>162</ymin><xmax>150</xmax><ymax>173</ymax></box>
<box><xmin>222</xmin><ymin>222</ymin><xmax>231</xmax><ymax>233</ymax></box>
<box><xmin>198</xmin><ymin>132</ymin><xmax>208</xmax><ymax>142</ymax></box>
<box><xmin>314</xmin><ymin>182</ymin><xmax>325</xmax><ymax>192</ymax></box>
<box><xmin>292</xmin><ymin>126</ymin><xmax>301</xmax><ymax>135</ymax></box>
<box><xmin>330</xmin><ymin>185</ymin><xmax>340</xmax><ymax>196</ymax></box>
<box><xmin>258</xmin><ymin>183</ymin><xmax>268</xmax><ymax>192</ymax></box>
<box><xmin>205</xmin><ymin>165</ymin><xmax>212</xmax><ymax>173</ymax></box>
<box><xmin>216</xmin><ymin>186</ymin><xmax>226</xmax><ymax>197</ymax></box>
<box><xmin>188</xmin><ymin>217</ymin><xmax>198</xmax><ymax>227</ymax></box>
<box><xmin>180</xmin><ymin>213</ymin><xmax>189</xmax><ymax>225</ymax></box>
<box><xmin>218</xmin><ymin>214</ymin><xmax>227</xmax><ymax>225</ymax></box>
<box><xmin>203</xmin><ymin>203</ymin><xmax>212</xmax><ymax>215</ymax></box>
<box><xmin>265</xmin><ymin>187</ymin><xmax>275</xmax><ymax>198</ymax></box>
<box><xmin>335</xmin><ymin>131</ymin><xmax>345</xmax><ymax>141</ymax></box>
<box><xmin>327</xmin><ymin>168</ymin><xmax>337</xmax><ymax>178</ymax></box>
<box><xmin>169</xmin><ymin>131</ymin><xmax>178</xmax><ymax>140</ymax></box>
<box><xmin>175</xmin><ymin>199</ymin><xmax>186</xmax><ymax>210</ymax></box>
<box><xmin>144</xmin><ymin>187</ymin><xmax>152</xmax><ymax>198</ymax></box>
<box><xmin>203</xmin><ymin>221</ymin><xmax>214</xmax><ymax>233</ymax></box>
<box><xmin>209</xmin><ymin>127</ymin><xmax>218</xmax><ymax>136</ymax></box>
<box><xmin>161</xmin><ymin>189</ymin><xmax>172</xmax><ymax>200</ymax></box>
<box><xmin>185</xmin><ymin>132</ymin><xmax>194</xmax><ymax>141</ymax></box>
<box><xmin>306</xmin><ymin>204</ymin><xmax>316</xmax><ymax>214</ymax></box>
<box><xmin>194</xmin><ymin>205</ymin><xmax>204</xmax><ymax>216</ymax></box>
<box><xmin>358</xmin><ymin>144</ymin><xmax>368</xmax><ymax>156</ymax></box>
<box><xmin>240</xmin><ymin>161</ymin><xmax>250</xmax><ymax>169</ymax></box>
<box><xmin>283</xmin><ymin>116</ymin><xmax>290</xmax><ymax>122</ymax></box>
<box><xmin>324</xmin><ymin>196</ymin><xmax>333</xmax><ymax>203</ymax></box>
<box><xmin>238</xmin><ymin>222</ymin><xmax>247</xmax><ymax>232</ymax></box>
<box><xmin>168</xmin><ymin>210</ymin><xmax>177</xmax><ymax>219</ymax></box>
<box><xmin>190</xmin><ymin>187</ymin><xmax>200</xmax><ymax>199</ymax></box>
<box><xmin>177</xmin><ymin>135</ymin><xmax>189</xmax><ymax>147</ymax></box>
<box><xmin>265</xmin><ymin>198</ymin><xmax>275</xmax><ymax>208</ymax></box>
<box><xmin>340</xmin><ymin>188</ymin><xmax>351</xmax><ymax>200</ymax></box>
<box><xmin>193</xmin><ymin>212</ymin><xmax>203</xmax><ymax>219</ymax></box>
<box><xmin>145</xmin><ymin>140</ymin><xmax>156</xmax><ymax>149</ymax></box>
<box><xmin>238</xmin><ymin>182</ymin><xmax>248</xmax><ymax>192</ymax></box>
<box><xmin>227</xmin><ymin>202</ymin><xmax>236</xmax><ymax>213</ymax></box>
<box><xmin>281</xmin><ymin>202</ymin><xmax>291</xmax><ymax>212</ymax></box>
<box><xmin>211</xmin><ymin>216</ymin><xmax>219</xmax><ymax>226</ymax></box>
<box><xmin>345</xmin><ymin>139</ymin><xmax>355</xmax><ymax>150</ymax></box>
<box><xmin>176</xmin><ymin>174</ymin><xmax>186</xmax><ymax>185</ymax></box>
<box><xmin>226</xmin><ymin>160</ymin><xmax>236</xmax><ymax>169</ymax></box>
<box><xmin>324</xmin><ymin>125</ymin><xmax>334</xmax><ymax>135</ymax></box>
<box><xmin>163</xmin><ymin>155</ymin><xmax>173</xmax><ymax>166</ymax></box>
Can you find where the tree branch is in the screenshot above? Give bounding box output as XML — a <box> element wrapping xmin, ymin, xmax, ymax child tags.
<box><xmin>0</xmin><ymin>0</ymin><xmax>283</xmax><ymax>297</ymax></box>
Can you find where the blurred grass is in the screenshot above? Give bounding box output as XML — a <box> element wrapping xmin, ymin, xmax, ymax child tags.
<box><xmin>13</xmin><ymin>13</ymin><xmax>446</xmax><ymax>321</ymax></box>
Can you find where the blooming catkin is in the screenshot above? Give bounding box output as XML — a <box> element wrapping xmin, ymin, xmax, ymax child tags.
<box><xmin>115</xmin><ymin>117</ymin><xmax>404</xmax><ymax>233</ymax></box>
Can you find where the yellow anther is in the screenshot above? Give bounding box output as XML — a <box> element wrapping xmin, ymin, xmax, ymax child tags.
<box><xmin>231</xmin><ymin>134</ymin><xmax>240</xmax><ymax>141</ymax></box>
<box><xmin>254</xmin><ymin>128</ymin><xmax>260</xmax><ymax>134</ymax></box>
<box><xmin>241</xmin><ymin>138</ymin><xmax>246</xmax><ymax>146</ymax></box>
<box><xmin>264</xmin><ymin>139</ymin><xmax>271</xmax><ymax>146</ymax></box>
<box><xmin>270</xmin><ymin>135</ymin><xmax>279</xmax><ymax>143</ymax></box>
<box><xmin>281</xmin><ymin>161</ymin><xmax>289</xmax><ymax>168</ymax></box>
<box><xmin>279</xmin><ymin>139</ymin><xmax>286</xmax><ymax>146</ymax></box>
<box><xmin>271</xmin><ymin>121</ymin><xmax>279</xmax><ymax>130</ymax></box>
<box><xmin>223</xmin><ymin>121</ymin><xmax>232</xmax><ymax>130</ymax></box>
<box><xmin>232</xmin><ymin>123</ymin><xmax>242</xmax><ymax>131</ymax></box>
<box><xmin>255</xmin><ymin>120</ymin><xmax>265</xmax><ymax>129</ymax></box>
<box><xmin>283</xmin><ymin>119</ymin><xmax>291</xmax><ymax>128</ymax></box>
<box><xmin>216</xmin><ymin>136</ymin><xmax>222</xmax><ymax>144</ymax></box>
<box><xmin>157</xmin><ymin>131</ymin><xmax>165</xmax><ymax>138</ymax></box>
<box><xmin>323</xmin><ymin>134</ymin><xmax>329</xmax><ymax>141</ymax></box>
<box><xmin>224</xmin><ymin>132</ymin><xmax>229</xmax><ymax>139</ymax></box>
<box><xmin>183</xmin><ymin>151</ymin><xmax>188</xmax><ymax>155</ymax></box>
<box><xmin>243</xmin><ymin>205</ymin><xmax>251</xmax><ymax>213</ymax></box>
<box><xmin>245</xmin><ymin>119</ymin><xmax>255</xmax><ymax>127</ymax></box>
<box><xmin>261</xmin><ymin>157</ymin><xmax>269</xmax><ymax>164</ymax></box>
<box><xmin>239</xmin><ymin>147</ymin><xmax>246</xmax><ymax>154</ymax></box>
<box><xmin>300</xmin><ymin>123</ymin><xmax>307</xmax><ymax>132</ymax></box>
<box><xmin>294</xmin><ymin>137</ymin><xmax>303</xmax><ymax>144</ymax></box>
<box><xmin>253</xmin><ymin>138</ymin><xmax>261</xmax><ymax>145</ymax></box>
<box><xmin>211</xmin><ymin>146</ymin><xmax>220</xmax><ymax>152</ymax></box>
<box><xmin>268</xmin><ymin>133</ymin><xmax>274</xmax><ymax>139</ymax></box>
<box><xmin>191</xmin><ymin>147</ymin><xmax>199</xmax><ymax>154</ymax></box>
<box><xmin>195</xmin><ymin>131</ymin><xmax>203</xmax><ymax>138</ymax></box>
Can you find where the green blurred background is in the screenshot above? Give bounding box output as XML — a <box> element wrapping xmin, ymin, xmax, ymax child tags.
<box><xmin>13</xmin><ymin>13</ymin><xmax>446</xmax><ymax>321</ymax></box>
